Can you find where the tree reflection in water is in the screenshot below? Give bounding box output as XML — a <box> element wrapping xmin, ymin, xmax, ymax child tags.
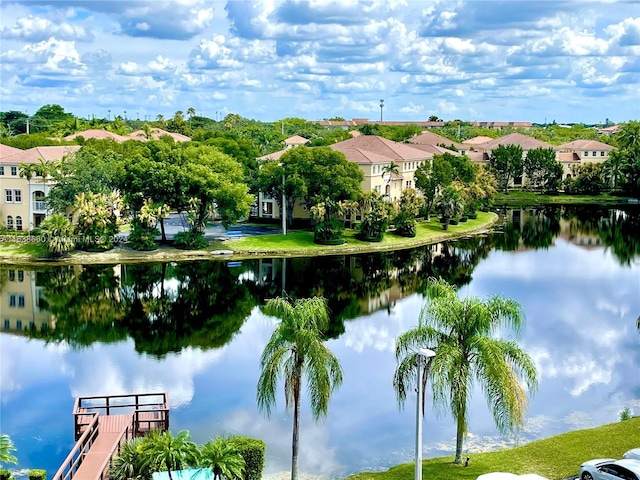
<box><xmin>18</xmin><ymin>204</ymin><xmax>639</xmax><ymax>356</ymax></box>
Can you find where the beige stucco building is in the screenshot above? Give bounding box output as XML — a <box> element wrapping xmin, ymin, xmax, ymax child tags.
<box><xmin>0</xmin><ymin>145</ymin><xmax>80</xmax><ymax>230</ymax></box>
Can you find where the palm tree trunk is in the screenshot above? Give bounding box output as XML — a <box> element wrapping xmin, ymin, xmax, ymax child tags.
<box><xmin>454</xmin><ymin>414</ymin><xmax>464</xmax><ymax>464</ymax></box>
<box><xmin>291</xmin><ymin>362</ymin><xmax>302</xmax><ymax>480</ymax></box>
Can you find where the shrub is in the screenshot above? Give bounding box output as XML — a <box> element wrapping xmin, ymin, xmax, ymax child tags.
<box><xmin>620</xmin><ymin>407</ymin><xmax>632</xmax><ymax>421</ymax></box>
<box><xmin>173</xmin><ymin>230</ymin><xmax>207</xmax><ymax>250</ymax></box>
<box><xmin>0</xmin><ymin>470</ymin><xmax>11</xmax><ymax>480</ymax></box>
<box><xmin>449</xmin><ymin>218</ymin><xmax>459</xmax><ymax>225</ymax></box>
<box><xmin>227</xmin><ymin>436</ymin><xmax>266</xmax><ymax>480</ymax></box>
<box><xmin>128</xmin><ymin>218</ymin><xmax>159</xmax><ymax>251</ymax></box>
<box><xmin>313</xmin><ymin>219</ymin><xmax>344</xmax><ymax>245</ymax></box>
<box><xmin>468</xmin><ymin>212</ymin><xmax>478</xmax><ymax>220</ymax></box>
<box><xmin>28</xmin><ymin>470</ymin><xmax>46</xmax><ymax>480</ymax></box>
<box><xmin>459</xmin><ymin>216</ymin><xmax>468</xmax><ymax>222</ymax></box>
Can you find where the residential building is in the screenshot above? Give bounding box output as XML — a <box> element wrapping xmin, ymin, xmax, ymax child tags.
<box><xmin>0</xmin><ymin>145</ymin><xmax>80</xmax><ymax>230</ymax></box>
<box><xmin>0</xmin><ymin>267</ymin><xmax>55</xmax><ymax>334</ymax></box>
<box><xmin>329</xmin><ymin>135</ymin><xmax>432</xmax><ymax>200</ymax></box>
<box><xmin>408</xmin><ymin>131</ymin><xmax>467</xmax><ymax>153</ymax></box>
<box><xmin>555</xmin><ymin>139</ymin><xmax>614</xmax><ymax>177</ymax></box>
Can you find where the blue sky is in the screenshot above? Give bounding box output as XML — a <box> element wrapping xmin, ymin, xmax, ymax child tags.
<box><xmin>1</xmin><ymin>0</ymin><xmax>639</xmax><ymax>124</ymax></box>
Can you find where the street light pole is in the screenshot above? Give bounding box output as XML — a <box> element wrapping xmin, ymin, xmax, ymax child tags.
<box><xmin>380</xmin><ymin>99</ymin><xmax>384</xmax><ymax>122</ymax></box>
<box><xmin>415</xmin><ymin>348</ymin><xmax>436</xmax><ymax>480</ymax></box>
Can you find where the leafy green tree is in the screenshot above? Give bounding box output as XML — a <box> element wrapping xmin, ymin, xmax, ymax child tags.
<box><xmin>616</xmin><ymin>120</ymin><xmax>640</xmax><ymax>149</ymax></box>
<box><xmin>524</xmin><ymin>148</ymin><xmax>558</xmax><ymax>192</ymax></box>
<box><xmin>257</xmin><ymin>296</ymin><xmax>343</xmax><ymax>480</ymax></box>
<box><xmin>414</xmin><ymin>155</ymin><xmax>454</xmax><ymax>219</ymax></box>
<box><xmin>435</xmin><ymin>185</ymin><xmax>464</xmax><ymax>230</ymax></box>
<box><xmin>310</xmin><ymin>199</ymin><xmax>345</xmax><ymax>244</ymax></box>
<box><xmin>73</xmin><ymin>190</ymin><xmax>123</xmax><ymax>251</ymax></box>
<box><xmin>394</xmin><ymin>188</ymin><xmax>423</xmax><ymax>237</ymax></box>
<box><xmin>602</xmin><ymin>149</ymin><xmax>626</xmax><ymax>190</ymax></box>
<box><xmin>489</xmin><ymin>144</ymin><xmax>524</xmax><ymax>193</ymax></box>
<box><xmin>39</xmin><ymin>213</ymin><xmax>75</xmax><ymax>257</ymax></box>
<box><xmin>199</xmin><ymin>437</ymin><xmax>245</xmax><ymax>480</ymax></box>
<box><xmin>568</xmin><ymin>163</ymin><xmax>606</xmax><ymax>195</ymax></box>
<box><xmin>356</xmin><ymin>191</ymin><xmax>392</xmax><ymax>242</ymax></box>
<box><xmin>394</xmin><ymin>278</ymin><xmax>538</xmax><ymax>464</ymax></box>
<box><xmin>141</xmin><ymin>430</ymin><xmax>199</xmax><ymax>480</ymax></box>
<box><xmin>0</xmin><ymin>433</ymin><xmax>18</xmax><ymax>465</ymax></box>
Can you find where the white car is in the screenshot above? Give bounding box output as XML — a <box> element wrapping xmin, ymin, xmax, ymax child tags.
<box><xmin>579</xmin><ymin>458</ymin><xmax>640</xmax><ymax>480</ymax></box>
<box><xmin>624</xmin><ymin>449</ymin><xmax>640</xmax><ymax>461</ymax></box>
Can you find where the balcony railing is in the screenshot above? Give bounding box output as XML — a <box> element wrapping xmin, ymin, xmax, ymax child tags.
<box><xmin>33</xmin><ymin>201</ymin><xmax>47</xmax><ymax>211</ymax></box>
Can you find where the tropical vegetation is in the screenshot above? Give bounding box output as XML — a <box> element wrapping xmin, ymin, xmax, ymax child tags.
<box><xmin>257</xmin><ymin>296</ymin><xmax>343</xmax><ymax>480</ymax></box>
<box><xmin>0</xmin><ymin>434</ymin><xmax>17</xmax><ymax>465</ymax></box>
<box><xmin>394</xmin><ymin>278</ymin><xmax>538</xmax><ymax>464</ymax></box>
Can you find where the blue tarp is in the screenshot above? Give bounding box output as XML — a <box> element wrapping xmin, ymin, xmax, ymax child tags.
<box><xmin>152</xmin><ymin>468</ymin><xmax>214</xmax><ymax>480</ymax></box>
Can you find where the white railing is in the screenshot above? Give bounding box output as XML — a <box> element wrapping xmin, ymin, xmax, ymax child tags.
<box><xmin>33</xmin><ymin>201</ymin><xmax>46</xmax><ymax>211</ymax></box>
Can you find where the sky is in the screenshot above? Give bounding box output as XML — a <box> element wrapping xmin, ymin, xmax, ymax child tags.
<box><xmin>1</xmin><ymin>0</ymin><xmax>639</xmax><ymax>124</ymax></box>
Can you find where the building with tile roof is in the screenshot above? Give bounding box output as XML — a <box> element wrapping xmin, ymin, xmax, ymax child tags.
<box><xmin>1</xmin><ymin>145</ymin><xmax>80</xmax><ymax>230</ymax></box>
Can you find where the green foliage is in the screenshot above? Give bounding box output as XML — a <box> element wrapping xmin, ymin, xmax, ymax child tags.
<box><xmin>39</xmin><ymin>213</ymin><xmax>75</xmax><ymax>257</ymax></box>
<box><xmin>199</xmin><ymin>437</ymin><xmax>246</xmax><ymax>480</ymax></box>
<box><xmin>394</xmin><ymin>188</ymin><xmax>422</xmax><ymax>237</ymax></box>
<box><xmin>128</xmin><ymin>218</ymin><xmax>160</xmax><ymax>251</ymax></box>
<box><xmin>28</xmin><ymin>470</ymin><xmax>46</xmax><ymax>480</ymax></box>
<box><xmin>141</xmin><ymin>430</ymin><xmax>199</xmax><ymax>474</ymax></box>
<box><xmin>74</xmin><ymin>191</ymin><xmax>123</xmax><ymax>251</ymax></box>
<box><xmin>226</xmin><ymin>437</ymin><xmax>265</xmax><ymax>480</ymax></box>
<box><xmin>173</xmin><ymin>230</ymin><xmax>207</xmax><ymax>250</ymax></box>
<box><xmin>111</xmin><ymin>437</ymin><xmax>152</xmax><ymax>480</ymax></box>
<box><xmin>565</xmin><ymin>163</ymin><xmax>606</xmax><ymax>195</ymax></box>
<box><xmin>356</xmin><ymin>192</ymin><xmax>391</xmax><ymax>242</ymax></box>
<box><xmin>524</xmin><ymin>147</ymin><xmax>563</xmax><ymax>193</ymax></box>
<box><xmin>0</xmin><ymin>434</ymin><xmax>17</xmax><ymax>465</ymax></box>
<box><xmin>0</xmin><ymin>470</ymin><xmax>11</xmax><ymax>480</ymax></box>
<box><xmin>311</xmin><ymin>199</ymin><xmax>346</xmax><ymax>244</ymax></box>
<box><xmin>489</xmin><ymin>144</ymin><xmax>524</xmax><ymax>193</ymax></box>
<box><xmin>414</xmin><ymin>155</ymin><xmax>454</xmax><ymax>218</ymax></box>
<box><xmin>394</xmin><ymin>278</ymin><xmax>538</xmax><ymax>464</ymax></box>
<box><xmin>620</xmin><ymin>407</ymin><xmax>632</xmax><ymax>421</ymax></box>
<box><xmin>435</xmin><ymin>185</ymin><xmax>465</xmax><ymax>230</ymax></box>
<box><xmin>257</xmin><ymin>296</ymin><xmax>343</xmax><ymax>480</ymax></box>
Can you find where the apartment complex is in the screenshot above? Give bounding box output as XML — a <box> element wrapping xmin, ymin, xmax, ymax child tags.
<box><xmin>0</xmin><ymin>145</ymin><xmax>80</xmax><ymax>231</ymax></box>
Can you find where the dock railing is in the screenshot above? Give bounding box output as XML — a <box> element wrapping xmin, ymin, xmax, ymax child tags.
<box><xmin>52</xmin><ymin>412</ymin><xmax>100</xmax><ymax>480</ymax></box>
<box><xmin>73</xmin><ymin>392</ymin><xmax>169</xmax><ymax>440</ymax></box>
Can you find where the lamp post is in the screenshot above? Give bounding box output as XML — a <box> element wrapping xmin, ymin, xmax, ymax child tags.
<box><xmin>379</xmin><ymin>99</ymin><xmax>384</xmax><ymax>122</ymax></box>
<box><xmin>415</xmin><ymin>348</ymin><xmax>436</xmax><ymax>480</ymax></box>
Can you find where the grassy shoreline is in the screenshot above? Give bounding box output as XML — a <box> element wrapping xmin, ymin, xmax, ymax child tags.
<box><xmin>346</xmin><ymin>417</ymin><xmax>640</xmax><ymax>480</ymax></box>
<box><xmin>0</xmin><ymin>212</ymin><xmax>499</xmax><ymax>265</ymax></box>
<box><xmin>494</xmin><ymin>191</ymin><xmax>636</xmax><ymax>206</ymax></box>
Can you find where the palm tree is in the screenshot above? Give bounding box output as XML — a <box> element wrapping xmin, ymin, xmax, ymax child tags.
<box><xmin>111</xmin><ymin>437</ymin><xmax>152</xmax><ymax>480</ymax></box>
<box><xmin>187</xmin><ymin>107</ymin><xmax>196</xmax><ymax>119</ymax></box>
<box><xmin>141</xmin><ymin>430</ymin><xmax>199</xmax><ymax>480</ymax></box>
<box><xmin>616</xmin><ymin>120</ymin><xmax>640</xmax><ymax>149</ymax></box>
<box><xmin>435</xmin><ymin>185</ymin><xmax>464</xmax><ymax>230</ymax></box>
<box><xmin>394</xmin><ymin>278</ymin><xmax>538</xmax><ymax>464</ymax></box>
<box><xmin>199</xmin><ymin>436</ymin><xmax>245</xmax><ymax>480</ymax></box>
<box><xmin>602</xmin><ymin>149</ymin><xmax>625</xmax><ymax>190</ymax></box>
<box><xmin>0</xmin><ymin>433</ymin><xmax>18</xmax><ymax>465</ymax></box>
<box><xmin>257</xmin><ymin>296</ymin><xmax>343</xmax><ymax>480</ymax></box>
<box><xmin>19</xmin><ymin>162</ymin><xmax>37</xmax><ymax>190</ymax></box>
<box><xmin>382</xmin><ymin>161</ymin><xmax>401</xmax><ymax>184</ymax></box>
<box><xmin>39</xmin><ymin>213</ymin><xmax>75</xmax><ymax>257</ymax></box>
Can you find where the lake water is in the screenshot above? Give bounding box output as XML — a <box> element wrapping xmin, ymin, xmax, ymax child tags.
<box><xmin>1</xmin><ymin>205</ymin><xmax>639</xmax><ymax>479</ymax></box>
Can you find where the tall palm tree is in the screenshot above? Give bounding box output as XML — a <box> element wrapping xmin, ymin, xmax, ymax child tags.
<box><xmin>199</xmin><ymin>436</ymin><xmax>245</xmax><ymax>480</ymax></box>
<box><xmin>19</xmin><ymin>162</ymin><xmax>37</xmax><ymax>189</ymax></box>
<box><xmin>187</xmin><ymin>107</ymin><xmax>196</xmax><ymax>119</ymax></box>
<box><xmin>394</xmin><ymin>278</ymin><xmax>538</xmax><ymax>464</ymax></box>
<box><xmin>602</xmin><ymin>149</ymin><xmax>625</xmax><ymax>189</ymax></box>
<box><xmin>257</xmin><ymin>296</ymin><xmax>343</xmax><ymax>480</ymax></box>
<box><xmin>435</xmin><ymin>185</ymin><xmax>464</xmax><ymax>230</ymax></box>
<box><xmin>382</xmin><ymin>161</ymin><xmax>401</xmax><ymax>184</ymax></box>
<box><xmin>0</xmin><ymin>433</ymin><xmax>18</xmax><ymax>465</ymax></box>
<box><xmin>141</xmin><ymin>430</ymin><xmax>199</xmax><ymax>480</ymax></box>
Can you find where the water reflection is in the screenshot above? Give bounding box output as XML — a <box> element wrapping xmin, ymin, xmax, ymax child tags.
<box><xmin>1</xmin><ymin>205</ymin><xmax>638</xmax><ymax>478</ymax></box>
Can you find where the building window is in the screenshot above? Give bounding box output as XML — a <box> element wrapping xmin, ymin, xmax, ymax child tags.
<box><xmin>6</xmin><ymin>216</ymin><xmax>13</xmax><ymax>230</ymax></box>
<box><xmin>584</xmin><ymin>151</ymin><xmax>589</xmax><ymax>156</ymax></box>
<box><xmin>9</xmin><ymin>294</ymin><xmax>16</xmax><ymax>307</ymax></box>
<box><xmin>17</xmin><ymin>270</ymin><xmax>24</xmax><ymax>282</ymax></box>
<box><xmin>14</xmin><ymin>189</ymin><xmax>21</xmax><ymax>203</ymax></box>
<box><xmin>16</xmin><ymin>216</ymin><xmax>22</xmax><ymax>231</ymax></box>
<box><xmin>5</xmin><ymin>189</ymin><xmax>13</xmax><ymax>202</ymax></box>
<box><xmin>8</xmin><ymin>270</ymin><xmax>15</xmax><ymax>281</ymax></box>
<box><xmin>18</xmin><ymin>295</ymin><xmax>25</xmax><ymax>308</ymax></box>
<box><xmin>10</xmin><ymin>166</ymin><xmax>17</xmax><ymax>176</ymax></box>
<box><xmin>406</xmin><ymin>180</ymin><xmax>412</xmax><ymax>188</ymax></box>
<box><xmin>374</xmin><ymin>185</ymin><xmax>381</xmax><ymax>193</ymax></box>
<box><xmin>16</xmin><ymin>320</ymin><xmax>22</xmax><ymax>330</ymax></box>
<box><xmin>3</xmin><ymin>319</ymin><xmax>9</xmax><ymax>329</ymax></box>
<box><xmin>600</xmin><ymin>151</ymin><xmax>605</xmax><ymax>156</ymax></box>
<box><xmin>0</xmin><ymin>166</ymin><xmax>4</xmax><ymax>175</ymax></box>
<box><xmin>261</xmin><ymin>202</ymin><xmax>273</xmax><ymax>217</ymax></box>
<box><xmin>592</xmin><ymin>151</ymin><xmax>597</xmax><ymax>156</ymax></box>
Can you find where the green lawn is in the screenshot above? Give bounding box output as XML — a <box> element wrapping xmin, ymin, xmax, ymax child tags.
<box><xmin>0</xmin><ymin>239</ymin><xmax>48</xmax><ymax>257</ymax></box>
<box><xmin>346</xmin><ymin>417</ymin><xmax>640</xmax><ymax>480</ymax></box>
<box><xmin>217</xmin><ymin>212</ymin><xmax>497</xmax><ymax>255</ymax></box>
<box><xmin>494</xmin><ymin>191</ymin><xmax>633</xmax><ymax>206</ymax></box>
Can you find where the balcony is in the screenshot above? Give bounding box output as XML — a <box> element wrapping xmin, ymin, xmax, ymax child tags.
<box><xmin>33</xmin><ymin>201</ymin><xmax>47</xmax><ymax>212</ymax></box>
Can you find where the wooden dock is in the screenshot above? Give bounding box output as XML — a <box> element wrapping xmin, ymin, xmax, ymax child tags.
<box><xmin>52</xmin><ymin>392</ymin><xmax>169</xmax><ymax>480</ymax></box>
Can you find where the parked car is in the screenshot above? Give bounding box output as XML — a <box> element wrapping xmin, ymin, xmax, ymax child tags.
<box><xmin>579</xmin><ymin>458</ymin><xmax>640</xmax><ymax>480</ymax></box>
<box><xmin>624</xmin><ymin>449</ymin><xmax>640</xmax><ymax>461</ymax></box>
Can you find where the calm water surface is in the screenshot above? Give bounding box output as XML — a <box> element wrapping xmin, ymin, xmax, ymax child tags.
<box><xmin>1</xmin><ymin>206</ymin><xmax>639</xmax><ymax>479</ymax></box>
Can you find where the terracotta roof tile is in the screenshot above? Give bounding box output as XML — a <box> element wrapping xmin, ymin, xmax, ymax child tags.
<box><xmin>0</xmin><ymin>145</ymin><xmax>81</xmax><ymax>164</ymax></box>
<box><xmin>284</xmin><ymin>135</ymin><xmax>309</xmax><ymax>145</ymax></box>
<box><xmin>409</xmin><ymin>131</ymin><xmax>465</xmax><ymax>150</ymax></box>
<box><xmin>476</xmin><ymin>133</ymin><xmax>553</xmax><ymax>150</ymax></box>
<box><xmin>65</xmin><ymin>129</ymin><xmax>130</xmax><ymax>142</ymax></box>
<box><xmin>556</xmin><ymin>139</ymin><xmax>614</xmax><ymax>151</ymax></box>
<box><xmin>330</xmin><ymin>135</ymin><xmax>432</xmax><ymax>161</ymax></box>
<box><xmin>0</xmin><ymin>144</ymin><xmax>23</xmax><ymax>158</ymax></box>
